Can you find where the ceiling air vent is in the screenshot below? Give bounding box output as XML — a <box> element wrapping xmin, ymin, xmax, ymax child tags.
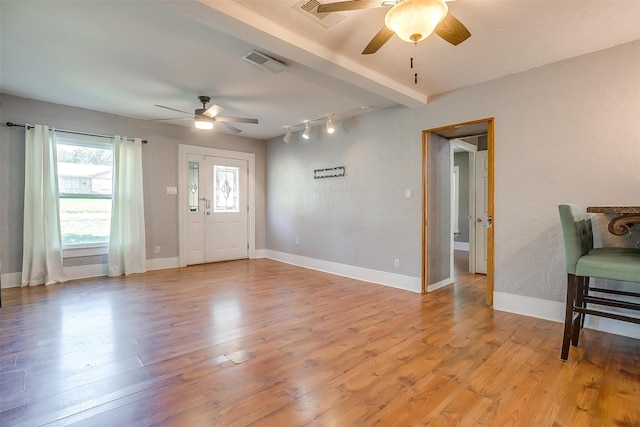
<box><xmin>293</xmin><ymin>0</ymin><xmax>346</xmax><ymax>29</ymax></box>
<box><xmin>242</xmin><ymin>51</ymin><xmax>287</xmax><ymax>73</ymax></box>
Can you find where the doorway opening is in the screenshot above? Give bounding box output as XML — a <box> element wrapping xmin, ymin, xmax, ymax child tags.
<box><xmin>422</xmin><ymin>119</ymin><xmax>494</xmax><ymax>305</ymax></box>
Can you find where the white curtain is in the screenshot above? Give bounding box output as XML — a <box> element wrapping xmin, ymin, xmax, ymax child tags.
<box><xmin>22</xmin><ymin>124</ymin><xmax>67</xmax><ymax>286</ymax></box>
<box><xmin>108</xmin><ymin>136</ymin><xmax>146</xmax><ymax>276</ymax></box>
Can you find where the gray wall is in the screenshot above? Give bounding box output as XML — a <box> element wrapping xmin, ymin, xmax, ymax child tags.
<box><xmin>0</xmin><ymin>94</ymin><xmax>266</xmax><ymax>274</ymax></box>
<box><xmin>454</xmin><ymin>151</ymin><xmax>470</xmax><ymax>244</ymax></box>
<box><xmin>265</xmin><ymin>39</ymin><xmax>640</xmax><ymax>302</ymax></box>
<box><xmin>266</xmin><ymin>106</ymin><xmax>423</xmax><ymax>275</ymax></box>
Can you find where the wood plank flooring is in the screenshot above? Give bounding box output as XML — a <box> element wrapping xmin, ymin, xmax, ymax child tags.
<box><xmin>1</xmin><ymin>255</ymin><xmax>639</xmax><ymax>426</ymax></box>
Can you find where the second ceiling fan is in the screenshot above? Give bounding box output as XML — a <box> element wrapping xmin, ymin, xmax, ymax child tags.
<box><xmin>154</xmin><ymin>96</ymin><xmax>258</xmax><ymax>134</ymax></box>
<box><xmin>317</xmin><ymin>0</ymin><xmax>471</xmax><ymax>54</ymax></box>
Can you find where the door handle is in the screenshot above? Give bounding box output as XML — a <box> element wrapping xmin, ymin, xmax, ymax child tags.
<box><xmin>198</xmin><ymin>197</ymin><xmax>211</xmax><ymax>209</ymax></box>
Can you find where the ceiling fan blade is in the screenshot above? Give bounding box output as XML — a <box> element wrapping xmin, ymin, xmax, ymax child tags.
<box><xmin>154</xmin><ymin>104</ymin><xmax>192</xmax><ymax>115</ymax></box>
<box><xmin>434</xmin><ymin>13</ymin><xmax>471</xmax><ymax>46</ymax></box>
<box><xmin>215</xmin><ymin>122</ymin><xmax>242</xmax><ymax>134</ymax></box>
<box><xmin>202</xmin><ymin>104</ymin><xmax>224</xmax><ymax>118</ymax></box>
<box><xmin>213</xmin><ymin>116</ymin><xmax>259</xmax><ymax>124</ymax></box>
<box><xmin>146</xmin><ymin>117</ymin><xmax>191</xmax><ymax>121</ymax></box>
<box><xmin>318</xmin><ymin>0</ymin><xmax>383</xmax><ymax>13</ymax></box>
<box><xmin>362</xmin><ymin>26</ymin><xmax>395</xmax><ymax>55</ymax></box>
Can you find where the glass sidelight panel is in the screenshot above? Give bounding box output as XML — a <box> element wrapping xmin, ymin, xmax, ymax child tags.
<box><xmin>188</xmin><ymin>162</ymin><xmax>199</xmax><ymax>212</ymax></box>
<box><xmin>213</xmin><ymin>165</ymin><xmax>239</xmax><ymax>213</ymax></box>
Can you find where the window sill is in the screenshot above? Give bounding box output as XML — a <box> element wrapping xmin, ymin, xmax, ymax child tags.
<box><xmin>62</xmin><ymin>244</ymin><xmax>108</xmax><ymax>258</ymax></box>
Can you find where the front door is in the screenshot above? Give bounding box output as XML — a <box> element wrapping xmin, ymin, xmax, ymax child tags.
<box><xmin>181</xmin><ymin>147</ymin><xmax>251</xmax><ymax>266</ymax></box>
<box><xmin>204</xmin><ymin>156</ymin><xmax>248</xmax><ymax>262</ymax></box>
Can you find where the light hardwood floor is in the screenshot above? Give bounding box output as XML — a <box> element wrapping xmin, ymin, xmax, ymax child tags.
<box><xmin>1</xmin><ymin>255</ymin><xmax>639</xmax><ymax>426</ymax></box>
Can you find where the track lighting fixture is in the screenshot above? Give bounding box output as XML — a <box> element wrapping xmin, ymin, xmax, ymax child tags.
<box><xmin>326</xmin><ymin>116</ymin><xmax>335</xmax><ymax>134</ymax></box>
<box><xmin>283</xmin><ymin>113</ymin><xmax>344</xmax><ymax>143</ymax></box>
<box><xmin>302</xmin><ymin>122</ymin><xmax>310</xmax><ymax>140</ymax></box>
<box><xmin>283</xmin><ymin>128</ymin><xmax>292</xmax><ymax>143</ymax></box>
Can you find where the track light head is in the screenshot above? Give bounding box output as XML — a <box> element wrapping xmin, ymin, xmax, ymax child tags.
<box><xmin>302</xmin><ymin>122</ymin><xmax>310</xmax><ymax>140</ymax></box>
<box><xmin>283</xmin><ymin>128</ymin><xmax>292</xmax><ymax>143</ymax></box>
<box><xmin>326</xmin><ymin>116</ymin><xmax>335</xmax><ymax>134</ymax></box>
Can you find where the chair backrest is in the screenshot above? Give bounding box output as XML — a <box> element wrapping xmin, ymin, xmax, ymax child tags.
<box><xmin>558</xmin><ymin>204</ymin><xmax>595</xmax><ymax>274</ymax></box>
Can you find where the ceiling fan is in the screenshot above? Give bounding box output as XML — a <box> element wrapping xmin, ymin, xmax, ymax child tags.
<box><xmin>317</xmin><ymin>0</ymin><xmax>471</xmax><ymax>54</ymax></box>
<box><xmin>153</xmin><ymin>95</ymin><xmax>258</xmax><ymax>133</ymax></box>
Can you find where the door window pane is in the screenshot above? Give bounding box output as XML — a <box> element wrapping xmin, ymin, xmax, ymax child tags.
<box><xmin>188</xmin><ymin>161</ymin><xmax>199</xmax><ymax>212</ymax></box>
<box><xmin>214</xmin><ymin>165</ymin><xmax>239</xmax><ymax>213</ymax></box>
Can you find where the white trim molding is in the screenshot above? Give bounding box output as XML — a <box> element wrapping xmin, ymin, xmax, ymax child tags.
<box><xmin>453</xmin><ymin>242</ymin><xmax>470</xmax><ymax>251</ymax></box>
<box><xmin>427</xmin><ymin>277</ymin><xmax>454</xmax><ymax>292</ymax></box>
<box><xmin>266</xmin><ymin>250</ymin><xmax>421</xmax><ymax>293</ymax></box>
<box><xmin>494</xmin><ymin>291</ymin><xmax>640</xmax><ymax>340</ymax></box>
<box><xmin>146</xmin><ymin>257</ymin><xmax>180</xmax><ymax>271</ymax></box>
<box><xmin>1</xmin><ymin>257</ymin><xmax>182</xmax><ymax>289</ymax></box>
<box><xmin>1</xmin><ymin>272</ymin><xmax>22</xmax><ymax>288</ymax></box>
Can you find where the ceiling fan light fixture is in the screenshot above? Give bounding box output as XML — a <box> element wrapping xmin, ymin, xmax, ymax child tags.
<box><xmin>302</xmin><ymin>122</ymin><xmax>310</xmax><ymax>140</ymax></box>
<box><xmin>384</xmin><ymin>0</ymin><xmax>448</xmax><ymax>43</ymax></box>
<box><xmin>194</xmin><ymin>117</ymin><xmax>214</xmax><ymax>130</ymax></box>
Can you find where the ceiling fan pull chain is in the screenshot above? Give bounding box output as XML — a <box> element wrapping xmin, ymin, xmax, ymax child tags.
<box><xmin>411</xmin><ymin>42</ymin><xmax>419</xmax><ymax>85</ymax></box>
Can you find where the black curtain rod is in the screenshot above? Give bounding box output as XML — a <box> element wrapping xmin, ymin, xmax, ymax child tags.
<box><xmin>5</xmin><ymin>122</ymin><xmax>148</xmax><ymax>144</ymax></box>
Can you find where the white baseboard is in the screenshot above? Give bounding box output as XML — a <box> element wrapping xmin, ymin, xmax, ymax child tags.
<box><xmin>1</xmin><ymin>257</ymin><xmax>182</xmax><ymax>288</ymax></box>
<box><xmin>494</xmin><ymin>291</ymin><xmax>640</xmax><ymax>340</ymax></box>
<box><xmin>146</xmin><ymin>257</ymin><xmax>180</xmax><ymax>271</ymax></box>
<box><xmin>65</xmin><ymin>263</ymin><xmax>109</xmax><ymax>281</ymax></box>
<box><xmin>454</xmin><ymin>242</ymin><xmax>470</xmax><ymax>251</ymax></box>
<box><xmin>427</xmin><ymin>277</ymin><xmax>454</xmax><ymax>292</ymax></box>
<box><xmin>265</xmin><ymin>250</ymin><xmax>421</xmax><ymax>293</ymax></box>
<box><xmin>253</xmin><ymin>249</ymin><xmax>267</xmax><ymax>259</ymax></box>
<box><xmin>1</xmin><ymin>272</ymin><xmax>22</xmax><ymax>288</ymax></box>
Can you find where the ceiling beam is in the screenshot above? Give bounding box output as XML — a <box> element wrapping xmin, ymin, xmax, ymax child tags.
<box><xmin>159</xmin><ymin>0</ymin><xmax>428</xmax><ymax>108</ymax></box>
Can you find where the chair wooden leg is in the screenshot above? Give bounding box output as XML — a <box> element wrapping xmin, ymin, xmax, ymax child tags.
<box><xmin>571</xmin><ymin>276</ymin><xmax>585</xmax><ymax>346</ymax></box>
<box><xmin>579</xmin><ymin>277</ymin><xmax>589</xmax><ymax>330</ymax></box>
<box><xmin>561</xmin><ymin>273</ymin><xmax>577</xmax><ymax>361</ymax></box>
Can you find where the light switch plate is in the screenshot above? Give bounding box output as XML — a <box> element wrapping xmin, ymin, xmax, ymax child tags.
<box><xmin>404</xmin><ymin>189</ymin><xmax>412</xmax><ymax>199</ymax></box>
<box><xmin>166</xmin><ymin>186</ymin><xmax>177</xmax><ymax>195</ymax></box>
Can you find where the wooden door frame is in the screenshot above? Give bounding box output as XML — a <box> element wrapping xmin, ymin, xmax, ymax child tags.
<box><xmin>178</xmin><ymin>144</ymin><xmax>256</xmax><ymax>267</ymax></box>
<box><xmin>422</xmin><ymin>118</ymin><xmax>495</xmax><ymax>306</ymax></box>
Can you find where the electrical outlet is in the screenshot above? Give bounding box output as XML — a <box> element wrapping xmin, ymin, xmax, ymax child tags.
<box><xmin>394</xmin><ymin>259</ymin><xmax>400</xmax><ymax>268</ymax></box>
<box><xmin>295</xmin><ymin>237</ymin><xmax>299</xmax><ymax>245</ymax></box>
<box><xmin>154</xmin><ymin>245</ymin><xmax>160</xmax><ymax>254</ymax></box>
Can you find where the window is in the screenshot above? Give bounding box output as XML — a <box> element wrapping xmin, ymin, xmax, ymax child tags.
<box><xmin>56</xmin><ymin>136</ymin><xmax>113</xmax><ymax>249</ymax></box>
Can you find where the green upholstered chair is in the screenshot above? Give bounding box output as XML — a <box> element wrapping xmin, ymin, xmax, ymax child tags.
<box><xmin>558</xmin><ymin>204</ymin><xmax>640</xmax><ymax>361</ymax></box>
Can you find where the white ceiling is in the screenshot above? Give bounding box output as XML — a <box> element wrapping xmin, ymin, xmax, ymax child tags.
<box><xmin>2</xmin><ymin>0</ymin><xmax>640</xmax><ymax>140</ymax></box>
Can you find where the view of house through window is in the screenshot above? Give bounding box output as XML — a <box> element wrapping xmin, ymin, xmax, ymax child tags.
<box><xmin>57</xmin><ymin>137</ymin><xmax>113</xmax><ymax>246</ymax></box>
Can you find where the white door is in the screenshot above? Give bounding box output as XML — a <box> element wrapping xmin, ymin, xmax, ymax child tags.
<box><xmin>204</xmin><ymin>156</ymin><xmax>248</xmax><ymax>262</ymax></box>
<box><xmin>475</xmin><ymin>150</ymin><xmax>489</xmax><ymax>274</ymax></box>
